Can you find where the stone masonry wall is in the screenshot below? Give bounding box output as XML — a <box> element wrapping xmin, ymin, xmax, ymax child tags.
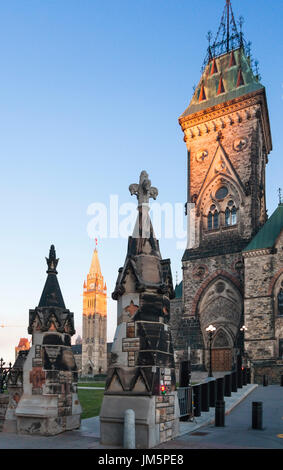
<box><xmin>244</xmin><ymin>230</ymin><xmax>283</xmax><ymax>364</ymax></box>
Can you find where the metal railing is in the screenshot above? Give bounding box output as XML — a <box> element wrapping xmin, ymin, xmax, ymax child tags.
<box><xmin>0</xmin><ymin>358</ymin><xmax>12</xmax><ymax>394</ymax></box>
<box><xmin>177</xmin><ymin>386</ymin><xmax>193</xmax><ymax>419</ymax></box>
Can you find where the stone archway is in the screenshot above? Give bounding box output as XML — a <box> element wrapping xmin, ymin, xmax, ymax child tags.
<box><xmin>197</xmin><ymin>276</ymin><xmax>243</xmax><ymax>371</ymax></box>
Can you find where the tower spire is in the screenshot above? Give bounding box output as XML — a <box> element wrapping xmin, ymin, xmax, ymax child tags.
<box><xmin>226</xmin><ymin>0</ymin><xmax>230</xmax><ymax>53</ymax></box>
<box><xmin>203</xmin><ymin>0</ymin><xmax>248</xmax><ymax>68</ymax></box>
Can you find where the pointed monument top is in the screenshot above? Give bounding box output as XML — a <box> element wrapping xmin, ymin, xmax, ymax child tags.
<box><xmin>46</xmin><ymin>244</ymin><xmax>59</xmax><ymax>274</ymax></box>
<box><xmin>38</xmin><ymin>245</ymin><xmax>66</xmax><ymax>308</ymax></box>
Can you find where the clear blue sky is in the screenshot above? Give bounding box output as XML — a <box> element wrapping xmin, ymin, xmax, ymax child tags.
<box><xmin>0</xmin><ymin>0</ymin><xmax>282</xmax><ymax>364</ymax></box>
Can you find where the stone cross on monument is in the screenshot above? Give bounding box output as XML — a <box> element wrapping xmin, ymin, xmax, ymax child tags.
<box><xmin>129</xmin><ymin>170</ymin><xmax>158</xmax><ymax>206</ymax></box>
<box><xmin>129</xmin><ymin>171</ymin><xmax>159</xmax><ymax>240</ymax></box>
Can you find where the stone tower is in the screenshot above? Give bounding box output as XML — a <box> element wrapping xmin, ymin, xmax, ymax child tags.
<box><xmin>175</xmin><ymin>1</ymin><xmax>272</xmax><ymax>372</ymax></box>
<box><xmin>100</xmin><ymin>171</ymin><xmax>179</xmax><ymax>449</ymax></box>
<box><xmin>82</xmin><ymin>244</ymin><xmax>107</xmax><ymax>376</ymax></box>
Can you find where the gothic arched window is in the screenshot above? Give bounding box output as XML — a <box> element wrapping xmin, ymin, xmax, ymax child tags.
<box><xmin>278</xmin><ymin>289</ymin><xmax>283</xmax><ymax>316</ymax></box>
<box><xmin>207</xmin><ymin>205</ymin><xmax>219</xmax><ymax>231</ymax></box>
<box><xmin>225</xmin><ymin>201</ymin><xmax>237</xmax><ymax>226</ymax></box>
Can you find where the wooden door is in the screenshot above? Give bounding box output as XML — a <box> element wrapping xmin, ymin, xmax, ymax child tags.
<box><xmin>212</xmin><ymin>349</ymin><xmax>232</xmax><ymax>371</ymax></box>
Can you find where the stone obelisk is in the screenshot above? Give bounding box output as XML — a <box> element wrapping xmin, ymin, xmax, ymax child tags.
<box><xmin>100</xmin><ymin>171</ymin><xmax>180</xmax><ymax>448</ymax></box>
<box><xmin>15</xmin><ymin>245</ymin><xmax>82</xmax><ymax>435</ymax></box>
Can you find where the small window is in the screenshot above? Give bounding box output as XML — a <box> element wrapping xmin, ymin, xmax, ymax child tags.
<box><xmin>231</xmin><ymin>207</ymin><xmax>237</xmax><ymax>225</ymax></box>
<box><xmin>225</xmin><ymin>206</ymin><xmax>237</xmax><ymax>226</ymax></box>
<box><xmin>213</xmin><ymin>211</ymin><xmax>219</xmax><ymax>229</ymax></box>
<box><xmin>278</xmin><ymin>290</ymin><xmax>283</xmax><ymax>316</ymax></box>
<box><xmin>216</xmin><ymin>186</ymin><xmax>228</xmax><ymax>200</ymax></box>
<box><xmin>225</xmin><ymin>207</ymin><xmax>230</xmax><ymax>226</ymax></box>
<box><xmin>208</xmin><ymin>208</ymin><xmax>219</xmax><ymax>231</ymax></box>
<box><xmin>208</xmin><ymin>212</ymin><xmax>213</xmax><ymax>230</ymax></box>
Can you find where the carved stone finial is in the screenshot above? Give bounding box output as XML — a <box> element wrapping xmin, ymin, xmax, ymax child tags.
<box><xmin>46</xmin><ymin>244</ymin><xmax>59</xmax><ymax>274</ymax></box>
<box><xmin>129</xmin><ymin>171</ymin><xmax>158</xmax><ymax>206</ymax></box>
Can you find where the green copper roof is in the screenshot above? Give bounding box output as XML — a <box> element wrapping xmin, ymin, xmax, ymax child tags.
<box><xmin>175</xmin><ymin>281</ymin><xmax>183</xmax><ymax>299</ymax></box>
<box><xmin>180</xmin><ymin>48</ymin><xmax>264</xmax><ymax>119</ymax></box>
<box><xmin>243</xmin><ymin>204</ymin><xmax>283</xmax><ymax>252</ymax></box>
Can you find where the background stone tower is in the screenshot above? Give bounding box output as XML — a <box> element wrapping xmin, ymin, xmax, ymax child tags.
<box><xmin>174</xmin><ymin>1</ymin><xmax>272</xmax><ymax>372</ymax></box>
<box><xmin>82</xmin><ymin>243</ymin><xmax>107</xmax><ymax>376</ymax></box>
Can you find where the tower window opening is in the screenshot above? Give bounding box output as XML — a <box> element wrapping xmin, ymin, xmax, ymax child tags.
<box><xmin>278</xmin><ymin>289</ymin><xmax>283</xmax><ymax>316</ymax></box>
<box><xmin>225</xmin><ymin>204</ymin><xmax>237</xmax><ymax>226</ymax></box>
<box><xmin>208</xmin><ymin>205</ymin><xmax>219</xmax><ymax>231</ymax></box>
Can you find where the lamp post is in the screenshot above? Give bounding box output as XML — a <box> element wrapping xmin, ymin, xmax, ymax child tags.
<box><xmin>206</xmin><ymin>325</ymin><xmax>216</xmax><ymax>377</ymax></box>
<box><xmin>240</xmin><ymin>325</ymin><xmax>247</xmax><ymax>365</ymax></box>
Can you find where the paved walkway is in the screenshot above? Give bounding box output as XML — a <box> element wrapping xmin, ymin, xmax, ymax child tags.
<box><xmin>157</xmin><ymin>385</ymin><xmax>283</xmax><ymax>449</ymax></box>
<box><xmin>0</xmin><ymin>382</ymin><xmax>263</xmax><ymax>449</ymax></box>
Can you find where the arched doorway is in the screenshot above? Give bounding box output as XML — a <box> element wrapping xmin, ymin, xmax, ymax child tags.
<box><xmin>211</xmin><ymin>329</ymin><xmax>233</xmax><ymax>371</ymax></box>
<box><xmin>197</xmin><ymin>276</ymin><xmax>243</xmax><ymax>372</ymax></box>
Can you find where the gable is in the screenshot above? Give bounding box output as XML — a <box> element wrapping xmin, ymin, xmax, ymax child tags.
<box><xmin>197</xmin><ymin>143</ymin><xmax>245</xmax><ymax>213</ymax></box>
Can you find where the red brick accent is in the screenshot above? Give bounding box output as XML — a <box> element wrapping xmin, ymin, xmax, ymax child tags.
<box><xmin>191</xmin><ymin>270</ymin><xmax>242</xmax><ymax>317</ymax></box>
<box><xmin>268</xmin><ymin>268</ymin><xmax>283</xmax><ymax>295</ymax></box>
<box><xmin>29</xmin><ymin>367</ymin><xmax>45</xmax><ymax>389</ymax></box>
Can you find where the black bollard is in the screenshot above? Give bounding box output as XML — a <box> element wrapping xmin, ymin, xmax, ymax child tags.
<box><xmin>179</xmin><ymin>361</ymin><xmax>190</xmax><ymax>387</ymax></box>
<box><xmin>263</xmin><ymin>375</ymin><xmax>268</xmax><ymax>387</ymax></box>
<box><xmin>252</xmin><ymin>402</ymin><xmax>263</xmax><ymax>430</ymax></box>
<box><xmin>215</xmin><ymin>400</ymin><xmax>225</xmax><ymax>427</ymax></box>
<box><xmin>193</xmin><ymin>384</ymin><xmax>201</xmax><ymax>417</ymax></box>
<box><xmin>237</xmin><ymin>367</ymin><xmax>243</xmax><ymax>389</ymax></box>
<box><xmin>209</xmin><ymin>380</ymin><xmax>216</xmax><ymax>407</ymax></box>
<box><xmin>224</xmin><ymin>374</ymin><xmax>232</xmax><ymax>397</ymax></box>
<box><xmin>246</xmin><ymin>368</ymin><xmax>251</xmax><ymax>384</ymax></box>
<box><xmin>281</xmin><ymin>375</ymin><xmax>283</xmax><ymax>387</ymax></box>
<box><xmin>216</xmin><ymin>377</ymin><xmax>224</xmax><ymax>401</ymax></box>
<box><xmin>231</xmin><ymin>371</ymin><xmax>237</xmax><ymax>392</ymax></box>
<box><xmin>242</xmin><ymin>368</ymin><xmax>247</xmax><ymax>386</ymax></box>
<box><xmin>201</xmin><ymin>382</ymin><xmax>210</xmax><ymax>412</ymax></box>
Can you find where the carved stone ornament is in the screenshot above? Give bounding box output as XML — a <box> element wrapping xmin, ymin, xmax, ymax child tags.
<box><xmin>193</xmin><ymin>265</ymin><xmax>207</xmax><ymax>280</ymax></box>
<box><xmin>233</xmin><ymin>137</ymin><xmax>248</xmax><ymax>152</ymax></box>
<box><xmin>263</xmin><ymin>262</ymin><xmax>272</xmax><ymax>273</ymax></box>
<box><xmin>196</xmin><ymin>149</ymin><xmax>208</xmax><ymax>163</ymax></box>
<box><xmin>129</xmin><ymin>171</ymin><xmax>158</xmax><ymax>206</ymax></box>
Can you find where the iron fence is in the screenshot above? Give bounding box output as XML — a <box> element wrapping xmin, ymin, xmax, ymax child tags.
<box><xmin>0</xmin><ymin>358</ymin><xmax>12</xmax><ymax>394</ymax></box>
<box><xmin>177</xmin><ymin>386</ymin><xmax>193</xmax><ymax>419</ymax></box>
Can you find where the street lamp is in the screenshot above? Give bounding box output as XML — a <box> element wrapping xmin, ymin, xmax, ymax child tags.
<box><xmin>240</xmin><ymin>325</ymin><xmax>247</xmax><ymax>365</ymax></box>
<box><xmin>206</xmin><ymin>324</ymin><xmax>216</xmax><ymax>377</ymax></box>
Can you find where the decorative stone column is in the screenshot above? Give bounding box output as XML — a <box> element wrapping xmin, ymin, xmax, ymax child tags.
<box><xmin>100</xmin><ymin>171</ymin><xmax>180</xmax><ymax>448</ymax></box>
<box><xmin>15</xmin><ymin>245</ymin><xmax>82</xmax><ymax>435</ymax></box>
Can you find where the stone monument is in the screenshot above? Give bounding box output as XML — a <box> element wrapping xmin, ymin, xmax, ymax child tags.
<box><xmin>15</xmin><ymin>245</ymin><xmax>82</xmax><ymax>435</ymax></box>
<box><xmin>100</xmin><ymin>171</ymin><xmax>180</xmax><ymax>448</ymax></box>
